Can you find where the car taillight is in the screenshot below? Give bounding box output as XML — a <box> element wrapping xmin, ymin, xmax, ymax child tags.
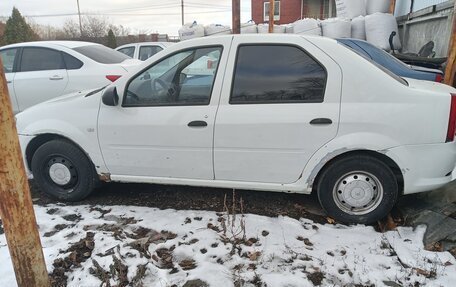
<box><xmin>446</xmin><ymin>93</ymin><xmax>456</xmax><ymax>142</ymax></box>
<box><xmin>106</xmin><ymin>75</ymin><xmax>121</xmax><ymax>82</ymax></box>
<box><xmin>435</xmin><ymin>74</ymin><xmax>444</xmax><ymax>83</ymax></box>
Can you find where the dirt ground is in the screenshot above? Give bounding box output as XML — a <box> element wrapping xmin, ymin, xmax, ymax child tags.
<box><xmin>29</xmin><ymin>180</ymin><xmax>330</xmax><ymax>224</ymax></box>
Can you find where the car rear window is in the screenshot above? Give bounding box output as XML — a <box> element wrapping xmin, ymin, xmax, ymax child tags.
<box><xmin>231</xmin><ymin>45</ymin><xmax>327</xmax><ymax>104</ymax></box>
<box><xmin>73</xmin><ymin>45</ymin><xmax>130</xmax><ymax>64</ymax></box>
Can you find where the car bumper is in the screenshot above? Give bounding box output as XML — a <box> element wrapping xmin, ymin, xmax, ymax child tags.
<box><xmin>386</xmin><ymin>142</ymin><xmax>456</xmax><ymax>194</ymax></box>
<box><xmin>18</xmin><ymin>134</ymin><xmax>35</xmax><ymax>178</ymax></box>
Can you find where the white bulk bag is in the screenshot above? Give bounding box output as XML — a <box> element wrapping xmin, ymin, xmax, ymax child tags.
<box><xmin>351</xmin><ymin>16</ymin><xmax>366</xmax><ymax>40</ymax></box>
<box><xmin>204</xmin><ymin>24</ymin><xmax>231</xmax><ymax>36</ymax></box>
<box><xmin>241</xmin><ymin>21</ymin><xmax>258</xmax><ymax>34</ymax></box>
<box><xmin>335</xmin><ymin>0</ymin><xmax>366</xmax><ymax>19</ymax></box>
<box><xmin>257</xmin><ymin>24</ymin><xmax>286</xmax><ymax>34</ymax></box>
<box><xmin>365</xmin><ymin>13</ymin><xmax>401</xmax><ymax>51</ymax></box>
<box><xmin>321</xmin><ymin>18</ymin><xmax>351</xmax><ymax>38</ymax></box>
<box><xmin>366</xmin><ymin>0</ymin><xmax>390</xmax><ymax>15</ymax></box>
<box><xmin>179</xmin><ymin>21</ymin><xmax>205</xmax><ymax>40</ymax></box>
<box><xmin>292</xmin><ymin>18</ymin><xmax>322</xmax><ymax>36</ymax></box>
<box><xmin>285</xmin><ymin>24</ymin><xmax>294</xmax><ymax>34</ymax></box>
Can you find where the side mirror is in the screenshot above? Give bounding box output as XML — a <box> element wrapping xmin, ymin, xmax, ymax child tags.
<box><xmin>102</xmin><ymin>86</ymin><xmax>119</xmax><ymax>106</ymax></box>
<box><xmin>179</xmin><ymin>73</ymin><xmax>187</xmax><ymax>85</ymax></box>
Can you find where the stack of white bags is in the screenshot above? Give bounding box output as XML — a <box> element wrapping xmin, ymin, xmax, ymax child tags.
<box><xmin>178</xmin><ymin>0</ymin><xmax>401</xmax><ymax>51</ymax></box>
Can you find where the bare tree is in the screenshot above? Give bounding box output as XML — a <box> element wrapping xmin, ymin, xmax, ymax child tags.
<box><xmin>62</xmin><ymin>18</ymin><xmax>81</xmax><ymax>38</ymax></box>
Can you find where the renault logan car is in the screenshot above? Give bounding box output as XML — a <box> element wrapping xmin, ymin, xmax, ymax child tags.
<box><xmin>0</xmin><ymin>41</ymin><xmax>140</xmax><ymax>114</ymax></box>
<box><xmin>16</xmin><ymin>35</ymin><xmax>456</xmax><ymax>224</ymax></box>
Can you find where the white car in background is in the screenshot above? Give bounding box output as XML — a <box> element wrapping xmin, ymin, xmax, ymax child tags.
<box><xmin>0</xmin><ymin>41</ymin><xmax>141</xmax><ymax>114</ymax></box>
<box><xmin>116</xmin><ymin>42</ymin><xmax>173</xmax><ymax>61</ymax></box>
<box><xmin>16</xmin><ymin>34</ymin><xmax>456</xmax><ymax>224</ymax></box>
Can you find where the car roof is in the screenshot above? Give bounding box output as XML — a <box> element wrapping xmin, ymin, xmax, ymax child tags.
<box><xmin>116</xmin><ymin>42</ymin><xmax>173</xmax><ymax>49</ymax></box>
<box><xmin>1</xmin><ymin>41</ymin><xmax>101</xmax><ymax>50</ymax></box>
<box><xmin>172</xmin><ymin>34</ymin><xmax>337</xmax><ymax>47</ymax></box>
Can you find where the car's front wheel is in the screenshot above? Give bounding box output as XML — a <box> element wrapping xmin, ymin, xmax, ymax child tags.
<box><xmin>316</xmin><ymin>155</ymin><xmax>398</xmax><ymax>224</ymax></box>
<box><xmin>31</xmin><ymin>139</ymin><xmax>98</xmax><ymax>201</ymax></box>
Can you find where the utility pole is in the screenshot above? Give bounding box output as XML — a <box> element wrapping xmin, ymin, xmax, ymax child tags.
<box><xmin>181</xmin><ymin>0</ymin><xmax>184</xmax><ymax>26</ymax></box>
<box><xmin>0</xmin><ymin>63</ymin><xmax>50</xmax><ymax>285</ymax></box>
<box><xmin>444</xmin><ymin>0</ymin><xmax>456</xmax><ymax>87</ymax></box>
<box><xmin>232</xmin><ymin>0</ymin><xmax>240</xmax><ymax>34</ymax></box>
<box><xmin>389</xmin><ymin>0</ymin><xmax>396</xmax><ymax>14</ymax></box>
<box><xmin>268</xmin><ymin>0</ymin><xmax>275</xmax><ymax>33</ymax></box>
<box><xmin>77</xmin><ymin>0</ymin><xmax>83</xmax><ymax>37</ymax></box>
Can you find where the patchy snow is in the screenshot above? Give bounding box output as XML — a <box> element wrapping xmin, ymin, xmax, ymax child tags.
<box><xmin>0</xmin><ymin>204</ymin><xmax>455</xmax><ymax>286</ymax></box>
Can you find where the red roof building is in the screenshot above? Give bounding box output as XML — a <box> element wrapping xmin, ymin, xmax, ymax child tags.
<box><xmin>251</xmin><ymin>0</ymin><xmax>336</xmax><ymax>24</ymax></box>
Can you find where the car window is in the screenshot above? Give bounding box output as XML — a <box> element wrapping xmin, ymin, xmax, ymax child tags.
<box><xmin>20</xmin><ymin>47</ymin><xmax>64</xmax><ymax>72</ymax></box>
<box><xmin>139</xmin><ymin>46</ymin><xmax>163</xmax><ymax>61</ymax></box>
<box><xmin>338</xmin><ymin>40</ymin><xmax>371</xmax><ymax>59</ymax></box>
<box><xmin>118</xmin><ymin>46</ymin><xmax>135</xmax><ymax>58</ymax></box>
<box><xmin>231</xmin><ymin>45</ymin><xmax>327</xmax><ymax>104</ymax></box>
<box><xmin>0</xmin><ymin>48</ymin><xmax>18</xmax><ymax>73</ymax></box>
<box><xmin>124</xmin><ymin>46</ymin><xmax>222</xmax><ymax>107</ymax></box>
<box><xmin>62</xmin><ymin>52</ymin><xmax>83</xmax><ymax>70</ymax></box>
<box><xmin>73</xmin><ymin>45</ymin><xmax>130</xmax><ymax>64</ymax></box>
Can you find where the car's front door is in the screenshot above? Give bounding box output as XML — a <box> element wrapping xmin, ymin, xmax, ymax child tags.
<box><xmin>98</xmin><ymin>39</ymin><xmax>230</xmax><ymax>179</ymax></box>
<box><xmin>214</xmin><ymin>37</ymin><xmax>342</xmax><ymax>184</ymax></box>
<box><xmin>14</xmin><ymin>47</ymin><xmax>68</xmax><ymax>112</ymax></box>
<box><xmin>0</xmin><ymin>48</ymin><xmax>20</xmax><ymax>114</ymax></box>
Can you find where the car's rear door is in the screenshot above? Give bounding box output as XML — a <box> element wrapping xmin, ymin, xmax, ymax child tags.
<box><xmin>214</xmin><ymin>36</ymin><xmax>342</xmax><ymax>184</ymax></box>
<box><xmin>14</xmin><ymin>47</ymin><xmax>68</xmax><ymax>111</ymax></box>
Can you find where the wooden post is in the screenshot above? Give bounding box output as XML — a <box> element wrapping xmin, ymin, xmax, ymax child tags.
<box><xmin>232</xmin><ymin>0</ymin><xmax>240</xmax><ymax>34</ymax></box>
<box><xmin>0</xmin><ymin>61</ymin><xmax>50</xmax><ymax>285</ymax></box>
<box><xmin>444</xmin><ymin>1</ymin><xmax>456</xmax><ymax>87</ymax></box>
<box><xmin>268</xmin><ymin>0</ymin><xmax>275</xmax><ymax>33</ymax></box>
<box><xmin>389</xmin><ymin>0</ymin><xmax>396</xmax><ymax>14</ymax></box>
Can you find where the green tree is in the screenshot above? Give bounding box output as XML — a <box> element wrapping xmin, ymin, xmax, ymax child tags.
<box><xmin>106</xmin><ymin>29</ymin><xmax>117</xmax><ymax>48</ymax></box>
<box><xmin>4</xmin><ymin>7</ymin><xmax>38</xmax><ymax>44</ymax></box>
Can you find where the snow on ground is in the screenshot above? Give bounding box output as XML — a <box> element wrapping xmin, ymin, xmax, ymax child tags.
<box><xmin>0</xmin><ymin>204</ymin><xmax>455</xmax><ymax>287</ymax></box>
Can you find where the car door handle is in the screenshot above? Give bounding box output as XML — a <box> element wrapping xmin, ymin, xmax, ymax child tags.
<box><xmin>188</xmin><ymin>120</ymin><xmax>208</xmax><ymax>127</ymax></box>
<box><xmin>6</xmin><ymin>80</ymin><xmax>12</xmax><ymax>84</ymax></box>
<box><xmin>49</xmin><ymin>75</ymin><xmax>64</xmax><ymax>80</ymax></box>
<box><xmin>310</xmin><ymin>118</ymin><xmax>333</xmax><ymax>125</ymax></box>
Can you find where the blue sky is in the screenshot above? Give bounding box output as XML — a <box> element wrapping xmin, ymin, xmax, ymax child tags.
<box><xmin>0</xmin><ymin>0</ymin><xmax>252</xmax><ymax>35</ymax></box>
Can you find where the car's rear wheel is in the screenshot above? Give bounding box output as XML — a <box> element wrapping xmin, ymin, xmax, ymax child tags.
<box><xmin>31</xmin><ymin>139</ymin><xmax>98</xmax><ymax>201</ymax></box>
<box><xmin>316</xmin><ymin>155</ymin><xmax>398</xmax><ymax>224</ymax></box>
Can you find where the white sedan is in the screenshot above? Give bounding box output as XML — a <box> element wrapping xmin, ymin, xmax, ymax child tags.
<box><xmin>116</xmin><ymin>42</ymin><xmax>173</xmax><ymax>61</ymax></box>
<box><xmin>0</xmin><ymin>41</ymin><xmax>141</xmax><ymax>114</ymax></box>
<box><xmin>16</xmin><ymin>34</ymin><xmax>456</xmax><ymax>224</ymax></box>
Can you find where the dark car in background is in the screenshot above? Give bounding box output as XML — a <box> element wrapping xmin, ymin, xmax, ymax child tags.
<box><xmin>338</xmin><ymin>38</ymin><xmax>444</xmax><ymax>83</ymax></box>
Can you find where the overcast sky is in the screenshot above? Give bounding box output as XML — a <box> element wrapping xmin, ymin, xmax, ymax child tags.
<box><xmin>0</xmin><ymin>0</ymin><xmax>252</xmax><ymax>35</ymax></box>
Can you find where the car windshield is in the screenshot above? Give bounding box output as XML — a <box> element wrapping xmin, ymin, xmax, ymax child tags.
<box><xmin>337</xmin><ymin>41</ymin><xmax>408</xmax><ymax>86</ymax></box>
<box><xmin>73</xmin><ymin>45</ymin><xmax>130</xmax><ymax>64</ymax></box>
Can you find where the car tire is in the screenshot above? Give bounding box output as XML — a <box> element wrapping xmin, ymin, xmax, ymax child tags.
<box><xmin>31</xmin><ymin>139</ymin><xmax>98</xmax><ymax>201</ymax></box>
<box><xmin>316</xmin><ymin>155</ymin><xmax>398</xmax><ymax>224</ymax></box>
